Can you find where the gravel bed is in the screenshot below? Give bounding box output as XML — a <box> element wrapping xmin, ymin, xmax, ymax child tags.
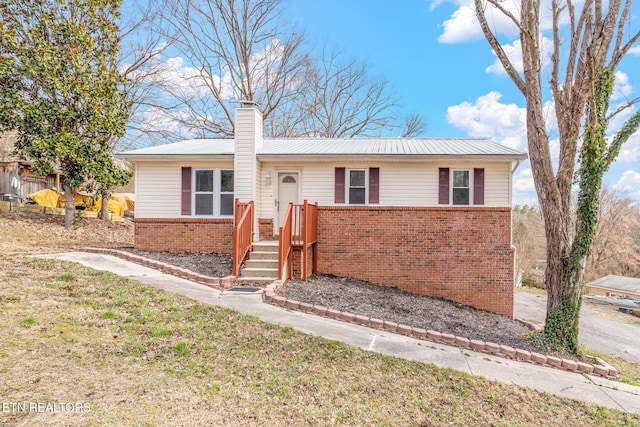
<box><xmin>120</xmin><ymin>248</ymin><xmax>232</xmax><ymax>278</ymax></box>
<box><xmin>280</xmin><ymin>274</ymin><xmax>578</xmax><ymax>360</ymax></box>
<box><xmin>119</xmin><ymin>250</ymin><xmax>578</xmax><ymax>360</ymax></box>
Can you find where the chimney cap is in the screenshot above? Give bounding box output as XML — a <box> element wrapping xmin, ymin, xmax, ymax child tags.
<box><xmin>239</xmin><ymin>99</ymin><xmax>259</xmax><ymax>108</ymax></box>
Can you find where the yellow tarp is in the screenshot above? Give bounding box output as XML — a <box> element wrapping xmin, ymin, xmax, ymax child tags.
<box><xmin>26</xmin><ymin>189</ymin><xmax>61</xmax><ymax>208</ymax></box>
<box><xmin>57</xmin><ymin>193</ymin><xmax>93</xmax><ymax>209</ymax></box>
<box><xmin>91</xmin><ymin>197</ymin><xmax>124</xmax><ymax>216</ymax></box>
<box><xmin>110</xmin><ymin>193</ymin><xmax>135</xmax><ymax>211</ymax></box>
<box><xmin>27</xmin><ymin>189</ymin><xmax>128</xmax><ymax>216</ymax></box>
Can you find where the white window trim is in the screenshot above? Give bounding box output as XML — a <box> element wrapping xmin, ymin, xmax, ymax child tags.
<box><xmin>347</xmin><ymin>168</ymin><xmax>368</xmax><ymax>205</ymax></box>
<box><xmin>450</xmin><ymin>169</ymin><xmax>474</xmax><ymax>206</ymax></box>
<box><xmin>193</xmin><ymin>169</ymin><xmax>234</xmax><ymax>217</ymax></box>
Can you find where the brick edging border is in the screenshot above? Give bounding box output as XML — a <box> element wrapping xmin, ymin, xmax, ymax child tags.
<box><xmin>262</xmin><ymin>280</ymin><xmax>620</xmax><ymax>379</ymax></box>
<box><xmin>73</xmin><ymin>247</ymin><xmax>619</xmax><ymax>379</ymax></box>
<box><xmin>75</xmin><ymin>247</ymin><xmax>236</xmax><ymax>289</ymax></box>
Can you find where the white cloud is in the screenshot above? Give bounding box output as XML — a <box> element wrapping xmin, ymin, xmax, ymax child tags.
<box><xmin>613</xmin><ymin>170</ymin><xmax>640</xmax><ymax>202</ymax></box>
<box><xmin>513</xmin><ymin>166</ymin><xmax>535</xmax><ymax>192</ymax></box>
<box><xmin>446</xmin><ymin>91</ymin><xmax>527</xmax><ymax>150</ymax></box>
<box><xmin>617</xmin><ymin>127</ymin><xmax>640</xmax><ymax>163</ymax></box>
<box><xmin>437</xmin><ymin>0</ymin><xmax>522</xmax><ymax>44</ymax></box>
<box><xmin>512</xmin><ymin>165</ymin><xmax>538</xmax><ymax>206</ymax></box>
<box><xmin>612</xmin><ymin>71</ymin><xmax>633</xmax><ymax>101</ymax></box>
<box><xmin>438</xmin><ymin>5</ymin><xmax>483</xmax><ymax>43</ymax></box>
<box><xmin>630</xmin><ymin>44</ymin><xmax>640</xmax><ymax>55</ymax></box>
<box><xmin>484</xmin><ymin>36</ymin><xmax>553</xmax><ymax>76</ymax></box>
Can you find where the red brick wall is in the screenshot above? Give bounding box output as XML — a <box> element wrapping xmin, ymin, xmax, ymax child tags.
<box><xmin>258</xmin><ymin>218</ymin><xmax>274</xmax><ymax>241</ymax></box>
<box><xmin>317</xmin><ymin>206</ymin><xmax>515</xmax><ymax>317</ymax></box>
<box><xmin>135</xmin><ymin>218</ymin><xmax>233</xmax><ymax>253</ymax></box>
<box><xmin>292</xmin><ymin>245</ymin><xmax>315</xmax><ymax>280</ymax></box>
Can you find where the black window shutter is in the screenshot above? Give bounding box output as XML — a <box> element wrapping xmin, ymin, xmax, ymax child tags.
<box><xmin>438</xmin><ymin>168</ymin><xmax>449</xmax><ymax>204</ymax></box>
<box><xmin>181</xmin><ymin>167</ymin><xmax>192</xmax><ymax>215</ymax></box>
<box><xmin>335</xmin><ymin>167</ymin><xmax>345</xmax><ymax>204</ymax></box>
<box><xmin>474</xmin><ymin>168</ymin><xmax>485</xmax><ymax>205</ymax></box>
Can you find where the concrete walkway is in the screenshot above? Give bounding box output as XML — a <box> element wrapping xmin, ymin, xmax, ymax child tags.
<box><xmin>41</xmin><ymin>252</ymin><xmax>640</xmax><ymax>415</ymax></box>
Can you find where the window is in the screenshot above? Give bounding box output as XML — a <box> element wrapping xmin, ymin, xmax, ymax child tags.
<box><xmin>348</xmin><ymin>169</ymin><xmax>366</xmax><ymax>204</ymax></box>
<box><xmin>452</xmin><ymin>170</ymin><xmax>470</xmax><ymax>205</ymax></box>
<box><xmin>195</xmin><ymin>170</ymin><xmax>214</xmax><ymax>214</ymax></box>
<box><xmin>438</xmin><ymin>168</ymin><xmax>484</xmax><ymax>206</ymax></box>
<box><xmin>192</xmin><ymin>169</ymin><xmax>234</xmax><ymax>216</ymax></box>
<box><xmin>220</xmin><ymin>170</ymin><xmax>234</xmax><ymax>216</ymax></box>
<box><xmin>335</xmin><ymin>167</ymin><xmax>379</xmax><ymax>205</ymax></box>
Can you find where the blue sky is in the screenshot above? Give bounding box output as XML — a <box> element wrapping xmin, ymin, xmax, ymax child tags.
<box><xmin>125</xmin><ymin>0</ymin><xmax>640</xmax><ymax>206</ymax></box>
<box><xmin>284</xmin><ymin>0</ymin><xmax>640</xmax><ymax>206</ymax></box>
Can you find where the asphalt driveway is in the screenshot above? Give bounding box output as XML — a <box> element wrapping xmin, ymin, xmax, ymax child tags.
<box><xmin>515</xmin><ymin>289</ymin><xmax>640</xmax><ymax>363</ymax></box>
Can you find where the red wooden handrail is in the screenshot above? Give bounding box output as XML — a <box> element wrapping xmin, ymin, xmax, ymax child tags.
<box><xmin>301</xmin><ymin>200</ymin><xmax>318</xmax><ymax>280</ymax></box>
<box><xmin>278</xmin><ymin>203</ymin><xmax>294</xmax><ymax>280</ymax></box>
<box><xmin>232</xmin><ymin>199</ymin><xmax>254</xmax><ymax>277</ymax></box>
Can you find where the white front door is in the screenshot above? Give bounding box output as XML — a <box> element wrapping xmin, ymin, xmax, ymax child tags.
<box><xmin>278</xmin><ymin>173</ymin><xmax>299</xmax><ymax>228</ymax></box>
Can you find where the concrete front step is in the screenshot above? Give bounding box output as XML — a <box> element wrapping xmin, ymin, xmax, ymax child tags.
<box><xmin>243</xmin><ymin>259</ymin><xmax>278</xmax><ymax>269</ymax></box>
<box><xmin>251</xmin><ymin>241</ymin><xmax>279</xmax><ymax>253</ymax></box>
<box><xmin>236</xmin><ymin>277</ymin><xmax>278</xmax><ymax>283</ymax></box>
<box><xmin>240</xmin><ymin>267</ymin><xmax>278</xmax><ymax>280</ymax></box>
<box><xmin>249</xmin><ymin>251</ymin><xmax>279</xmax><ymax>261</ymax></box>
<box><xmin>239</xmin><ymin>241</ymin><xmax>280</xmax><ymax>279</ymax></box>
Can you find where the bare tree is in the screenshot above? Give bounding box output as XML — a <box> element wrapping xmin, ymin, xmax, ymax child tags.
<box><xmin>140</xmin><ymin>0</ymin><xmax>426</xmax><ymax>140</ymax></box>
<box><xmin>475</xmin><ymin>0</ymin><xmax>640</xmax><ymax>353</ymax></box>
<box><xmin>401</xmin><ymin>112</ymin><xmax>428</xmax><ymax>138</ymax></box>
<box><xmin>147</xmin><ymin>0</ymin><xmax>308</xmax><ymax>137</ymax></box>
<box><xmin>588</xmin><ymin>187</ymin><xmax>640</xmax><ymax>281</ymax></box>
<box><xmin>513</xmin><ymin>205</ymin><xmax>546</xmax><ymax>287</ymax></box>
<box><xmin>293</xmin><ymin>48</ymin><xmax>400</xmax><ymax>138</ymax></box>
<box><xmin>117</xmin><ymin>1</ymin><xmax>172</xmax><ymax>149</ymax></box>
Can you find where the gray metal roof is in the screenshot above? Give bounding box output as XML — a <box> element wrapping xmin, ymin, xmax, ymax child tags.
<box><xmin>120</xmin><ymin>138</ymin><xmax>234</xmax><ymax>156</ymax></box>
<box><xmin>588</xmin><ymin>275</ymin><xmax>640</xmax><ymax>293</ymax></box>
<box><xmin>119</xmin><ymin>137</ymin><xmax>527</xmax><ymax>160</ymax></box>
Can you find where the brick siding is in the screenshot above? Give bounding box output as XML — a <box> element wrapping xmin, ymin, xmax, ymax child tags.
<box><xmin>134</xmin><ymin>218</ymin><xmax>233</xmax><ymax>253</ymax></box>
<box><xmin>292</xmin><ymin>244</ymin><xmax>315</xmax><ymax>280</ymax></box>
<box><xmin>258</xmin><ymin>218</ymin><xmax>274</xmax><ymax>241</ymax></box>
<box><xmin>316</xmin><ymin>206</ymin><xmax>515</xmax><ymax>317</ymax></box>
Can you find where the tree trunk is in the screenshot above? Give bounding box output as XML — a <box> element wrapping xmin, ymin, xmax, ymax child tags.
<box><xmin>64</xmin><ymin>185</ymin><xmax>76</xmax><ymax>229</ymax></box>
<box><xmin>101</xmin><ymin>192</ymin><xmax>110</xmax><ymax>222</ymax></box>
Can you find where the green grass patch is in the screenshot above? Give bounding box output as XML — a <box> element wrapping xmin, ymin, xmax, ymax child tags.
<box><xmin>19</xmin><ymin>317</ymin><xmax>36</xmax><ymax>328</ymax></box>
<box><xmin>54</xmin><ymin>272</ymin><xmax>77</xmax><ymax>282</ymax></box>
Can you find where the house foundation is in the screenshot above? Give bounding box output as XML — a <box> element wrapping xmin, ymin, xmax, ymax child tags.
<box><xmin>134</xmin><ymin>218</ymin><xmax>233</xmax><ymax>253</ymax></box>
<box><xmin>316</xmin><ymin>206</ymin><xmax>515</xmax><ymax>317</ymax></box>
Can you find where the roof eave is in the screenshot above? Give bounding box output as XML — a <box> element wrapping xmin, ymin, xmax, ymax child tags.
<box><xmin>256</xmin><ymin>153</ymin><xmax>529</xmax><ymax>162</ymax></box>
<box><xmin>117</xmin><ymin>154</ymin><xmax>234</xmax><ymax>162</ymax></box>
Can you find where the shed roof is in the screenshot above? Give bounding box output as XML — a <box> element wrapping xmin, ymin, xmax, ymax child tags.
<box><xmin>588</xmin><ymin>275</ymin><xmax>640</xmax><ymax>293</ymax></box>
<box><xmin>119</xmin><ymin>137</ymin><xmax>528</xmax><ymax>160</ymax></box>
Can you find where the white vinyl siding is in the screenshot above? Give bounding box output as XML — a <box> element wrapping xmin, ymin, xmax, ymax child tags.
<box><xmin>135</xmin><ymin>161</ymin><xmax>233</xmax><ymax>218</ymax></box>
<box><xmin>482</xmin><ymin>163</ymin><xmax>511</xmax><ymax>207</ymax></box>
<box><xmin>135</xmin><ymin>160</ymin><xmax>514</xmax><ymax>221</ymax></box>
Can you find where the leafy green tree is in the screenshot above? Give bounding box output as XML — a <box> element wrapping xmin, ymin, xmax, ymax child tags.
<box><xmin>0</xmin><ymin>0</ymin><xmax>130</xmax><ymax>227</ymax></box>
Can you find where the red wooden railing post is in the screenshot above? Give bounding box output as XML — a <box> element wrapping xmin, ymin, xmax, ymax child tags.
<box><xmin>278</xmin><ymin>203</ymin><xmax>293</xmax><ymax>280</ymax></box>
<box><xmin>232</xmin><ymin>199</ymin><xmax>254</xmax><ymax>277</ymax></box>
<box><xmin>277</xmin><ymin>200</ymin><xmax>318</xmax><ymax>281</ymax></box>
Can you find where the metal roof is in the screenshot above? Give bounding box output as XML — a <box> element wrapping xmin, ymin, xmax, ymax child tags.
<box><xmin>120</xmin><ymin>138</ymin><xmax>234</xmax><ymax>156</ymax></box>
<box><xmin>588</xmin><ymin>275</ymin><xmax>640</xmax><ymax>293</ymax></box>
<box><xmin>119</xmin><ymin>137</ymin><xmax>527</xmax><ymax>160</ymax></box>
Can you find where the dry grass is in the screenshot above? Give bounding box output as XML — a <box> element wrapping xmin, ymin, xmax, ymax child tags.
<box><xmin>0</xmin><ymin>210</ymin><xmax>133</xmax><ymax>256</ymax></box>
<box><xmin>1</xmin><ymin>212</ymin><xmax>639</xmax><ymax>426</ymax></box>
